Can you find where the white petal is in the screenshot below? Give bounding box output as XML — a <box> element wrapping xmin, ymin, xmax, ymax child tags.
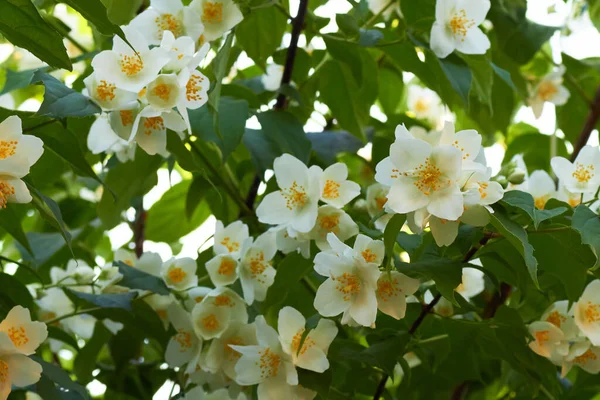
<box><xmin>389</xmin><ymin>138</ymin><xmax>432</xmax><ymax>173</ymax></box>
<box><xmin>430</xmin><ymin>22</ymin><xmax>455</xmax><ymax>58</ymax></box>
<box><xmin>455</xmin><ymin>27</ymin><xmax>490</xmax><ymax>55</ymax></box>
<box><xmin>387</xmin><ymin>177</ymin><xmax>429</xmax><ymax>214</ymax></box>
<box><xmin>314</xmin><ymin>278</ymin><xmax>350</xmax><ymax>317</ymax></box>
<box><xmin>427</xmin><ymin>184</ymin><xmax>464</xmax><ymax>220</ymax></box>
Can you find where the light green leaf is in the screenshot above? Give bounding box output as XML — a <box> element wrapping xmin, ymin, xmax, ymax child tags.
<box><xmin>0</xmin><ymin>206</ymin><xmax>32</xmax><ymax>254</ymax></box>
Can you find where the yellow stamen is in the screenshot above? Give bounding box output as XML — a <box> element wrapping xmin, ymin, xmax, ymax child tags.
<box><xmin>202</xmin><ymin>2</ymin><xmax>223</xmax><ymax>24</ymax></box>
<box><xmin>0</xmin><ymin>140</ymin><xmax>17</xmax><ymax>159</ymax></box>
<box><xmin>168</xmin><ymin>267</ymin><xmax>187</xmax><ymax>283</ymax></box>
<box><xmin>322</xmin><ymin>179</ymin><xmax>340</xmax><ymax>199</ymax></box>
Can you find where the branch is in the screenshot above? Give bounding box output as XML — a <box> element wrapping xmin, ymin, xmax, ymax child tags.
<box><xmin>241</xmin><ymin>0</ymin><xmax>310</xmax><ymax>216</ymax></box>
<box><xmin>373</xmin><ymin>235</ymin><xmax>496</xmax><ymax>399</ymax></box>
<box><xmin>571</xmin><ymin>86</ymin><xmax>600</xmax><ymax>162</ymax></box>
<box><xmin>133</xmin><ymin>199</ymin><xmax>145</xmax><ymax>258</ymax></box>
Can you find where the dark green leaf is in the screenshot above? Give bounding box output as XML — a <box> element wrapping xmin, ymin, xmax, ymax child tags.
<box><xmin>0</xmin><ymin>68</ymin><xmax>35</xmax><ymax>95</ymax></box>
<box><xmin>572</xmin><ymin>205</ymin><xmax>600</xmax><ymax>269</ymax></box>
<box><xmin>306</xmin><ymin>130</ymin><xmax>364</xmax><ymax>164</ymax></box>
<box><xmin>100</xmin><ymin>0</ymin><xmax>142</xmax><ymax>25</ymax></box>
<box><xmin>438</xmin><ymin>57</ymin><xmax>471</xmax><ymax>106</ymax></box>
<box><xmin>32</xmin><ymin>71</ymin><xmax>100</xmax><ymax>118</ymax></box>
<box><xmin>263</xmin><ymin>252</ymin><xmax>313</xmax><ymax>311</ymax></box>
<box><xmin>501</xmin><ymin>190</ymin><xmax>567</xmax><ymax>229</ymax></box>
<box><xmin>65</xmin><ymin>288</ymin><xmax>137</xmax><ymax>311</ymax></box>
<box><xmin>33</xmin><ymin>357</ymin><xmax>90</xmax><ymax>399</ymax></box>
<box><xmin>0</xmin><ymin>0</ymin><xmax>71</xmax><ymax>70</ymax></box>
<box><xmin>0</xmin><ymin>207</ymin><xmax>32</xmax><ymax>254</ymax></box>
<box><xmin>0</xmin><ymin>273</ymin><xmax>34</xmax><ymax>310</ymax></box>
<box><xmin>47</xmin><ymin>326</ymin><xmax>79</xmax><ymax>349</ymax></box>
<box><xmin>235</xmin><ymin>6</ymin><xmax>287</xmax><ymax>65</ymax></box>
<box><xmin>336</xmin><ymin>14</ymin><xmax>360</xmax><ymax>38</ymax></box>
<box><xmin>116</xmin><ymin>261</ymin><xmax>170</xmax><ymax>295</ymax></box>
<box><xmin>256</xmin><ymin>110</ymin><xmax>312</xmax><ymax>163</ymax></box>
<box><xmin>395</xmin><ymin>258</ymin><xmax>463</xmax><ymax>303</ymax></box>
<box><xmin>384</xmin><ymin>214</ymin><xmax>406</xmax><ymax>257</ymax></box>
<box><xmin>341</xmin><ymin>333</ymin><xmax>410</xmax><ymax>376</ymax></box>
<box><xmin>29</xmin><ymin>186</ymin><xmax>73</xmax><ymax>253</ymax></box>
<box><xmin>60</xmin><ymin>0</ymin><xmax>126</xmax><ymax>39</ymax></box>
<box><xmin>73</xmin><ymin>322</ymin><xmax>112</xmax><ymax>384</ymax></box>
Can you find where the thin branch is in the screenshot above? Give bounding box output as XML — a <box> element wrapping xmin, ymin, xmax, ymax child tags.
<box><xmin>133</xmin><ymin>199</ymin><xmax>145</xmax><ymax>258</ymax></box>
<box><xmin>571</xmin><ymin>85</ymin><xmax>600</xmax><ymax>161</ymax></box>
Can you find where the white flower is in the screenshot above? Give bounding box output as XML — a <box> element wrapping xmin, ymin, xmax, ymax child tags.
<box><xmin>529</xmin><ymin>66</ymin><xmax>570</xmax><ymax>119</ymax></box>
<box><xmin>87</xmin><ymin>114</ymin><xmax>133</xmax><ymax>161</ymax></box>
<box><xmin>83</xmin><ymin>73</ymin><xmax>138</xmax><ymax>111</ymax></box>
<box><xmin>461</xmin><ymin>166</ymin><xmax>504</xmax><ymax>207</ymax></box>
<box><xmin>190</xmin><ymin>0</ymin><xmax>244</xmax><ymax>42</ymax></box>
<box><xmin>230</xmin><ymin>316</ymin><xmax>298</xmax><ymax>399</ymax></box>
<box><xmin>0</xmin><ymin>116</ymin><xmax>44</xmax><ymax>208</ymax></box>
<box><xmin>261</xmin><ymin>64</ymin><xmax>284</xmax><ymax>92</ymax></box>
<box><xmin>313</xmin><ymin>233</ymin><xmax>381</xmax><ymax>327</ymax></box>
<box><xmin>528</xmin><ymin>320</ymin><xmax>565</xmax><ymax>358</ymax></box>
<box><xmin>144</xmin><ymin>294</ymin><xmax>176</xmax><ymax>328</ymax></box>
<box><xmin>185</xmin><ymin>286</ymin><xmax>213</xmax><ymax>310</ymax></box>
<box><xmin>206</xmin><ymin>254</ymin><xmax>239</xmax><ymax>287</ymax></box>
<box><xmin>129</xmin><ymin>0</ymin><xmax>204</xmax><ymax>45</ymax></box>
<box><xmin>366</xmin><ymin>183</ymin><xmax>393</xmax><ymax>231</ymax></box>
<box><xmin>0</xmin><ymin>331</ymin><xmax>43</xmax><ymax>400</ymax></box>
<box><xmin>184</xmin><ymin>387</ymin><xmax>248</xmax><ymax>400</ymax></box>
<box><xmin>574</xmin><ymin>280</ymin><xmax>600</xmax><ymax>345</ymax></box>
<box><xmin>192</xmin><ymin>287</ymin><xmax>248</xmax><ymax>340</ymax></box>
<box><xmin>165</xmin><ymin>303</ymin><xmax>202</xmax><ymax>367</ymax></box>
<box><xmin>376</xmin><ymin>271</ymin><xmax>420</xmax><ymax>320</ymax></box>
<box><xmin>130</xmin><ymin>108</ymin><xmax>187</xmax><ymax>156</ymax></box>
<box><xmin>309</xmin><ymin>205</ymin><xmax>359</xmax><ymax>251</ymax></box>
<box><xmin>407</xmin><ymin>86</ymin><xmax>445</xmax><ymax>128</ymax></box>
<box><xmin>455</xmin><ymin>267</ymin><xmax>484</xmax><ymax>300</ymax></box>
<box><xmin>37</xmin><ymin>288</ymin><xmax>95</xmax><ymax>340</ymax></box>
<box><xmin>377</xmin><ymin>130</ymin><xmax>464</xmax><ymax>220</ymax></box>
<box><xmin>430</xmin><ymin>0</ymin><xmax>491</xmax><ymax>58</ymax></box>
<box><xmin>214</xmin><ymin>220</ymin><xmax>249</xmax><ymax>258</ymax></box>
<box><xmin>425</xmin><ymin>290</ymin><xmax>454</xmax><ymax>317</ymax></box>
<box><xmin>238</xmin><ymin>232</ymin><xmax>277</xmax><ymax>305</ymax></box>
<box><xmin>561</xmin><ymin>343</ymin><xmax>600</xmax><ymax>376</ymax></box>
<box><xmin>159</xmin><ymin>31</ymin><xmax>197</xmax><ymax>72</ymax></box>
<box><xmin>0</xmin><ymin>306</ymin><xmax>47</xmax><ymax>356</ymax></box>
<box><xmin>523</xmin><ymin>170</ymin><xmax>556</xmax><ymax>209</ymax></box>
<box><xmin>552</xmin><ymin>145</ymin><xmax>600</xmax><ymax>195</ymax></box>
<box><xmin>144</xmin><ymin>74</ymin><xmax>182</xmax><ymax>112</ymax></box>
<box><xmin>133</xmin><ymin>251</ymin><xmax>164</xmax><ymax>277</ymax></box>
<box><xmin>257</xmin><ymin>154</ymin><xmax>322</xmax><ymax>233</ymax></box>
<box><xmin>278</xmin><ymin>307</ymin><xmax>337</xmax><ymax>373</ymax></box>
<box><xmin>541</xmin><ymin>301</ymin><xmax>580</xmax><ymax>341</ymax></box>
<box><xmin>92</xmin><ymin>26</ymin><xmax>170</xmax><ymax>92</ymax></box>
<box><xmin>161</xmin><ymin>257</ymin><xmax>198</xmax><ymax>291</ymax></box>
<box><xmin>273</xmin><ymin>225</ymin><xmax>311</xmax><ymax>259</ymax></box>
<box><xmin>318</xmin><ymin>163</ymin><xmax>361</xmax><ymax>208</ymax></box>
<box><xmin>204</xmin><ymin>321</ymin><xmax>257</xmax><ymax>380</ymax></box>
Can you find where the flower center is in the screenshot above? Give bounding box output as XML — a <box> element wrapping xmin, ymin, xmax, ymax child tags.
<box><xmin>186</xmin><ymin>73</ymin><xmax>205</xmax><ymax>102</ymax></box>
<box><xmin>291</xmin><ymin>328</ymin><xmax>315</xmax><ymax>356</ymax></box>
<box><xmin>168</xmin><ymin>267</ymin><xmax>187</xmax><ymax>283</ymax></box>
<box><xmin>449</xmin><ymin>9</ymin><xmax>474</xmax><ymax>38</ymax></box>
<box><xmin>0</xmin><ymin>360</ymin><xmax>8</xmax><ymax>383</ymax></box>
<box><xmin>322</xmin><ymin>179</ymin><xmax>340</xmax><ymax>199</ymax></box>
<box><xmin>8</xmin><ymin>326</ymin><xmax>29</xmax><ymax>347</ymax></box>
<box><xmin>377</xmin><ymin>278</ymin><xmax>400</xmax><ymax>302</ymax></box>
<box><xmin>318</xmin><ymin>214</ymin><xmax>340</xmax><ymax>233</ymax></box>
<box><xmin>225</xmin><ymin>337</ymin><xmax>244</xmax><ymax>360</ymax></box>
<box><xmin>534</xmin><ymin>330</ymin><xmax>550</xmax><ymax>345</ymax></box>
<box><xmin>546</xmin><ymin>311</ymin><xmax>565</xmax><ymax>328</ymax></box>
<box><xmin>152</xmin><ymin>83</ymin><xmax>172</xmax><ymax>101</ymax></box>
<box><xmin>119</xmin><ymin>53</ymin><xmax>144</xmax><ymax>76</ymax></box>
<box><xmin>120</xmin><ymin>110</ymin><xmax>134</xmax><ymax>126</ymax></box>
<box><xmin>249</xmin><ymin>251</ymin><xmax>269</xmax><ymax>281</ymax></box>
<box><xmin>214</xmin><ymin>295</ymin><xmax>232</xmax><ymax>307</ymax></box>
<box><xmin>258</xmin><ymin>347</ymin><xmax>281</xmax><ymax>378</ymax></box>
<box><xmin>414</xmin><ymin>98</ymin><xmax>429</xmax><ymax>114</ymax></box>
<box><xmin>96</xmin><ymin>80</ymin><xmax>116</xmax><ymax>102</ymax></box>
<box><xmin>220</xmin><ymin>237</ymin><xmax>240</xmax><ymax>253</ymax></box>
<box><xmin>478</xmin><ymin>182</ymin><xmax>488</xmax><ymax>199</ymax></box>
<box><xmin>143</xmin><ymin>116</ymin><xmax>165</xmax><ymax>136</ymax></box>
<box><xmin>584</xmin><ymin>301</ymin><xmax>600</xmax><ymax>323</ymax></box>
<box><xmin>575</xmin><ymin>349</ymin><xmax>598</xmax><ymax>365</ymax></box>
<box><xmin>375</xmin><ymin>196</ymin><xmax>387</xmax><ymax>210</ymax></box>
<box><xmin>202</xmin><ymin>2</ymin><xmax>223</xmax><ymax>24</ymax></box>
<box><xmin>0</xmin><ymin>181</ymin><xmax>15</xmax><ymax>208</ymax></box>
<box><xmin>202</xmin><ymin>314</ymin><xmax>219</xmax><ymax>330</ymax></box>
<box><xmin>155</xmin><ymin>13</ymin><xmax>183</xmax><ymax>38</ymax></box>
<box><xmin>362</xmin><ymin>249</ymin><xmax>377</xmax><ymax>263</ymax></box>
<box><xmin>174</xmin><ymin>329</ymin><xmax>193</xmax><ymax>351</ymax></box>
<box><xmin>218</xmin><ymin>258</ymin><xmax>236</xmax><ymax>275</ymax></box>
<box><xmin>411</xmin><ymin>158</ymin><xmax>445</xmax><ymax>195</ymax></box>
<box><xmin>534</xmin><ymin>195</ymin><xmax>550</xmax><ymax>210</ymax></box>
<box><xmin>334</xmin><ymin>272</ymin><xmax>361</xmax><ymax>301</ymax></box>
<box><xmin>537</xmin><ymin>81</ymin><xmax>558</xmax><ymax>101</ymax></box>
<box><xmin>282</xmin><ymin>181</ymin><xmax>308</xmax><ymax>210</ymax></box>
<box><xmin>573</xmin><ymin>163</ymin><xmax>595</xmax><ymax>183</ymax></box>
<box><xmin>0</xmin><ymin>140</ymin><xmax>17</xmax><ymax>160</ymax></box>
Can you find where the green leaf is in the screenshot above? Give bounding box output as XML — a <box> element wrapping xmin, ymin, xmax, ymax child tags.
<box><xmin>256</xmin><ymin>110</ymin><xmax>312</xmax><ymax>163</ymax></box>
<box><xmin>460</xmin><ymin>54</ymin><xmax>494</xmax><ymax>109</ymax></box>
<box><xmin>29</xmin><ymin>186</ymin><xmax>74</xmax><ymax>253</ymax></box>
<box><xmin>243</xmin><ymin>128</ymin><xmax>280</xmax><ymax>174</ymax></box>
<box><xmin>32</xmin><ymin>71</ymin><xmax>101</xmax><ymax>118</ymax></box>
<box><xmin>99</xmin><ymin>0</ymin><xmax>142</xmax><ymax>25</ymax></box>
<box><xmin>396</xmin><ymin>258</ymin><xmax>462</xmax><ymax>303</ymax></box>
<box><xmin>235</xmin><ymin>6</ymin><xmax>287</xmax><ymax>65</ymax></box>
<box><xmin>572</xmin><ymin>205</ymin><xmax>600</xmax><ymax>269</ymax></box>
<box><xmin>0</xmin><ymin>273</ymin><xmax>34</xmax><ymax>311</ymax></box>
<box><xmin>400</xmin><ymin>0</ymin><xmax>435</xmax><ymax>31</ymax></box>
<box><xmin>60</xmin><ymin>0</ymin><xmax>126</xmax><ymax>39</ymax></box>
<box><xmin>0</xmin><ymin>206</ymin><xmax>32</xmax><ymax>254</ymax></box>
<box><xmin>384</xmin><ymin>214</ymin><xmax>406</xmax><ymax>257</ymax></box>
<box><xmin>65</xmin><ymin>288</ymin><xmax>138</xmax><ymax>311</ymax></box>
<box><xmin>489</xmin><ymin>206</ymin><xmax>538</xmax><ymax>287</ymax></box>
<box><xmin>189</xmin><ymin>98</ymin><xmax>249</xmax><ymax>159</ymax></box>
<box><xmin>47</xmin><ymin>326</ymin><xmax>79</xmax><ymax>349</ymax></box>
<box><xmin>438</xmin><ymin>56</ymin><xmax>472</xmax><ymax>106</ymax></box>
<box><xmin>116</xmin><ymin>261</ymin><xmax>170</xmax><ymax>295</ymax></box>
<box><xmin>503</xmin><ymin>133</ymin><xmax>569</xmax><ymax>173</ymax></box>
<box><xmin>336</xmin><ymin>14</ymin><xmax>360</xmax><ymax>38</ymax></box>
<box><xmin>306</xmin><ymin>130</ymin><xmax>363</xmax><ymax>164</ymax></box>
<box><xmin>501</xmin><ymin>190</ymin><xmax>568</xmax><ymax>229</ymax></box>
<box><xmin>185</xmin><ymin>176</ymin><xmax>206</xmax><ymax>219</ymax></box>
<box><xmin>97</xmin><ymin>150</ymin><xmax>163</xmax><ymax>228</ymax></box>
<box><xmin>18</xmin><ymin>230</ymin><xmax>82</xmax><ymax>267</ymax></box>
<box><xmin>263</xmin><ymin>252</ymin><xmax>313</xmax><ymax>311</ymax></box>
<box><xmin>0</xmin><ymin>68</ymin><xmax>35</xmax><ymax>95</ymax></box>
<box><xmin>377</xmin><ymin>67</ymin><xmax>404</xmax><ymax>115</ymax></box>
<box><xmin>146</xmin><ymin>180</ymin><xmax>211</xmax><ymax>243</ymax></box>
<box><xmin>358</xmin><ymin>29</ymin><xmax>383</xmax><ymax>47</ymax></box>
<box><xmin>341</xmin><ymin>333</ymin><xmax>410</xmax><ymax>376</ymax></box>
<box><xmin>33</xmin><ymin>357</ymin><xmax>90</xmax><ymax>399</ymax></box>
<box><xmin>0</xmin><ymin>0</ymin><xmax>71</xmax><ymax>70</ymax></box>
<box><xmin>73</xmin><ymin>322</ymin><xmax>112</xmax><ymax>385</ymax></box>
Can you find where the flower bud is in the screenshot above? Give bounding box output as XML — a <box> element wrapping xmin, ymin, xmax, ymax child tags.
<box><xmin>508</xmin><ymin>168</ymin><xmax>526</xmax><ymax>185</ymax></box>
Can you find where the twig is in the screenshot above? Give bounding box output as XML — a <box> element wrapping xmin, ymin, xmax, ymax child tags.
<box><xmin>571</xmin><ymin>86</ymin><xmax>600</xmax><ymax>161</ymax></box>
<box><xmin>133</xmin><ymin>199</ymin><xmax>145</xmax><ymax>258</ymax></box>
<box><xmin>241</xmin><ymin>0</ymin><xmax>310</xmax><ymax>217</ymax></box>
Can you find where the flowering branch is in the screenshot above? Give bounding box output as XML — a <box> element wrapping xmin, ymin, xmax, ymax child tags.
<box><xmin>571</xmin><ymin>86</ymin><xmax>600</xmax><ymax>161</ymax></box>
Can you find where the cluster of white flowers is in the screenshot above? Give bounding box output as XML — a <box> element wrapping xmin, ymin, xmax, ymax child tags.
<box><xmin>86</xmin><ymin>0</ymin><xmax>244</xmax><ymax>160</ymax></box>
<box><xmin>528</xmin><ymin>66</ymin><xmax>570</xmax><ymax>119</ymax></box>
<box><xmin>0</xmin><ymin>116</ymin><xmax>44</xmax><ymax>208</ymax></box>
<box><xmin>528</xmin><ymin>280</ymin><xmax>600</xmax><ymax>376</ymax></box>
<box><xmin>506</xmin><ymin>145</ymin><xmax>600</xmax><ymax>210</ymax></box>
<box><xmin>0</xmin><ymin>306</ymin><xmax>48</xmax><ymax>398</ymax></box>
<box><xmin>375</xmin><ymin>122</ymin><xmax>504</xmax><ymax>246</ymax></box>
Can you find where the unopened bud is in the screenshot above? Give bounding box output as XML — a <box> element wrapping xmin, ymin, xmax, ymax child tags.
<box><xmin>508</xmin><ymin>168</ymin><xmax>526</xmax><ymax>185</ymax></box>
<box><xmin>495</xmin><ymin>175</ymin><xmax>508</xmax><ymax>188</ymax></box>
